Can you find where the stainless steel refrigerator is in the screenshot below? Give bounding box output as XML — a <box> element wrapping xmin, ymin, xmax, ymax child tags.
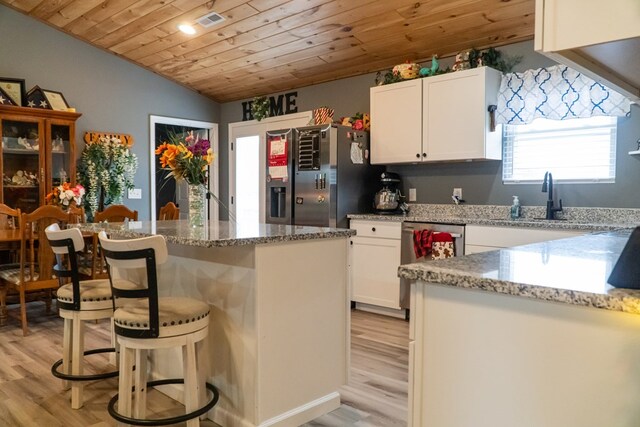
<box><xmin>265</xmin><ymin>124</ymin><xmax>382</xmax><ymax>228</ymax></box>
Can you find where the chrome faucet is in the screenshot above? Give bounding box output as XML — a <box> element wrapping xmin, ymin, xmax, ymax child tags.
<box><xmin>541</xmin><ymin>171</ymin><xmax>563</xmax><ymax>220</ymax></box>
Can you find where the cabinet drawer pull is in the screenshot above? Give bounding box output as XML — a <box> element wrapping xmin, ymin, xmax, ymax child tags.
<box><xmin>371</xmin><ymin>227</ymin><xmax>376</xmax><ymax>232</ymax></box>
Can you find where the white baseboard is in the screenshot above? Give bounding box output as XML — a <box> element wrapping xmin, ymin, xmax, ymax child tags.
<box><xmin>148</xmin><ymin>370</ymin><xmax>341</xmax><ymax>426</ymax></box>
<box><xmin>354</xmin><ymin>302</ymin><xmax>407</xmax><ymax>319</ymax></box>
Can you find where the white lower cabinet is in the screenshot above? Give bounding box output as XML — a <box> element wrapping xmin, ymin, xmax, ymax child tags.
<box><xmin>465</xmin><ymin>224</ymin><xmax>584</xmax><ymax>254</ymax></box>
<box><xmin>349</xmin><ymin>220</ymin><xmax>401</xmax><ymax>309</ymax></box>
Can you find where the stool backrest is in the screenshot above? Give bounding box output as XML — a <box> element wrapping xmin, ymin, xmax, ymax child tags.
<box><xmin>45</xmin><ymin>223</ymin><xmax>86</xmax><ymax>311</ymax></box>
<box><xmin>98</xmin><ymin>231</ymin><xmax>167</xmax><ymax>338</ymax></box>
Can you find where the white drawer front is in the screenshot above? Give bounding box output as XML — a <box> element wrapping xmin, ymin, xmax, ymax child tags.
<box><xmin>350</xmin><ymin>220</ymin><xmax>401</xmax><ymax>239</ymax></box>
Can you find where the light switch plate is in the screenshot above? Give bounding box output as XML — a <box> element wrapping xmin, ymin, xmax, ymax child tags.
<box><xmin>453</xmin><ymin>188</ymin><xmax>462</xmax><ymax>199</ymax></box>
<box><xmin>128</xmin><ymin>188</ymin><xmax>142</xmax><ymax>199</ymax></box>
<box><xmin>409</xmin><ymin>188</ymin><xmax>417</xmax><ymax>202</ymax></box>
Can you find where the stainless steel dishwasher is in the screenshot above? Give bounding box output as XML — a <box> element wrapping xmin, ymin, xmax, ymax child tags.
<box><xmin>400</xmin><ymin>222</ymin><xmax>465</xmax><ymax>309</ymax></box>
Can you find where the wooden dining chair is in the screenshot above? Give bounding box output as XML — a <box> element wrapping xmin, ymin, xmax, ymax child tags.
<box><xmin>94</xmin><ymin>205</ymin><xmax>138</xmax><ymax>223</ymax></box>
<box><xmin>0</xmin><ymin>204</ymin><xmax>21</xmax><ymax>326</ymax></box>
<box><xmin>68</xmin><ymin>204</ymin><xmax>86</xmax><ymax>224</ymax></box>
<box><xmin>0</xmin><ymin>203</ymin><xmax>20</xmax><ymax>230</ymax></box>
<box><xmin>89</xmin><ymin>205</ymin><xmax>138</xmax><ymax>280</ymax></box>
<box><xmin>158</xmin><ymin>201</ymin><xmax>180</xmax><ymax>220</ymax></box>
<box><xmin>0</xmin><ymin>205</ymin><xmax>72</xmax><ymax>335</ymax></box>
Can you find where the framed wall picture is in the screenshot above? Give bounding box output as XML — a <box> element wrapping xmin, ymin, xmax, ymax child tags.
<box><xmin>0</xmin><ymin>78</ymin><xmax>25</xmax><ymax>106</ymax></box>
<box><xmin>42</xmin><ymin>89</ymin><xmax>70</xmax><ymax>111</ymax></box>
<box><xmin>0</xmin><ymin>87</ymin><xmax>18</xmax><ymax>105</ymax></box>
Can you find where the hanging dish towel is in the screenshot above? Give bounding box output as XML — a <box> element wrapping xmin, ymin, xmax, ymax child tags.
<box><xmin>413</xmin><ymin>229</ymin><xmax>433</xmax><ymax>259</ymax></box>
<box><xmin>431</xmin><ymin>233</ymin><xmax>455</xmax><ymax>260</ymax></box>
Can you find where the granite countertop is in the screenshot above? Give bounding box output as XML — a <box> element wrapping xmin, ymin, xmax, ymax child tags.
<box><xmin>348</xmin><ymin>204</ymin><xmax>640</xmax><ymax>231</ymax></box>
<box><xmin>398</xmin><ymin>229</ymin><xmax>640</xmax><ymax>314</ymax></box>
<box><xmin>76</xmin><ymin>220</ymin><xmax>355</xmax><ymax>248</ymax></box>
<box><xmin>348</xmin><ymin>213</ymin><xmax>631</xmax><ymax>231</ymax></box>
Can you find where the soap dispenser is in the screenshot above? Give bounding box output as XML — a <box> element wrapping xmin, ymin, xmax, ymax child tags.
<box><xmin>511</xmin><ymin>196</ymin><xmax>521</xmax><ymax>219</ymax></box>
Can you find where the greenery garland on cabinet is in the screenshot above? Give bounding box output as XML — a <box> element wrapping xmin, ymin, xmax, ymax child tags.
<box><xmin>376</xmin><ymin>47</ymin><xmax>522</xmax><ymax>86</ymax></box>
<box><xmin>77</xmin><ymin>136</ymin><xmax>138</xmax><ymax>219</ymax></box>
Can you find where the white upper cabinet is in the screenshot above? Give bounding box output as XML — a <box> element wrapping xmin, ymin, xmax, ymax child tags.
<box><xmin>370</xmin><ymin>67</ymin><xmax>502</xmax><ymax>165</ymax></box>
<box><xmin>534</xmin><ymin>0</ymin><xmax>640</xmax><ymax>102</ymax></box>
<box><xmin>423</xmin><ymin>67</ymin><xmax>502</xmax><ymax>161</ymax></box>
<box><xmin>370</xmin><ymin>79</ymin><xmax>423</xmax><ymax>164</ymax></box>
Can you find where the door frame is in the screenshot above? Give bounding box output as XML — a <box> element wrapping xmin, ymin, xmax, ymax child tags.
<box><xmin>228</xmin><ymin>112</ymin><xmax>312</xmax><ymax>223</ymax></box>
<box><xmin>149</xmin><ymin>115</ymin><xmax>219</xmax><ymax>221</ymax></box>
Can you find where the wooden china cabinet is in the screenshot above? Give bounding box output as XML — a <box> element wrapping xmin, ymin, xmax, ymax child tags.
<box><xmin>0</xmin><ymin>105</ymin><xmax>81</xmax><ymax>213</ymax></box>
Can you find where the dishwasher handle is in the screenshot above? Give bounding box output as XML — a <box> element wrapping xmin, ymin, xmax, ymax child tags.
<box><xmin>402</xmin><ymin>226</ymin><xmax>461</xmax><ymax>239</ymax></box>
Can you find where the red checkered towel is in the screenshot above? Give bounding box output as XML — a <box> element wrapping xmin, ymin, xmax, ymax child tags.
<box><xmin>413</xmin><ymin>229</ymin><xmax>433</xmax><ymax>259</ymax></box>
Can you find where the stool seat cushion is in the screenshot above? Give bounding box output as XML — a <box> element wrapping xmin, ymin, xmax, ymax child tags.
<box><xmin>56</xmin><ymin>279</ymin><xmax>136</xmax><ymax>311</ymax></box>
<box><xmin>114</xmin><ymin>297</ymin><xmax>210</xmax><ymax>338</ymax></box>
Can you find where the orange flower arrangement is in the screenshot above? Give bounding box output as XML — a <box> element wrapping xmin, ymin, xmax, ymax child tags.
<box><xmin>155</xmin><ymin>131</ymin><xmax>213</xmax><ymax>185</ymax></box>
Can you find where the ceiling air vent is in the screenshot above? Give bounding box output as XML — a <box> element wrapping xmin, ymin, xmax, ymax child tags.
<box><xmin>196</xmin><ymin>12</ymin><xmax>225</xmax><ymax>28</ymax></box>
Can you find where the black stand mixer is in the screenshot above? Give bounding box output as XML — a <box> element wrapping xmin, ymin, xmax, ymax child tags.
<box><xmin>373</xmin><ymin>172</ymin><xmax>408</xmax><ymax>215</ymax></box>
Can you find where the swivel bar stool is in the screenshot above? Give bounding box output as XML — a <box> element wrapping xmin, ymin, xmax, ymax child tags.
<box><xmin>98</xmin><ymin>231</ymin><xmax>218</xmax><ymax>426</ymax></box>
<box><xmin>45</xmin><ymin>223</ymin><xmax>120</xmax><ymax>409</ymax></box>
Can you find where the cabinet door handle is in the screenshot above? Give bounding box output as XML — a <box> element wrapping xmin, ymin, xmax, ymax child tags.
<box><xmin>350</xmin><ymin>240</ymin><xmax>353</xmax><ymax>245</ymax></box>
<box><xmin>415</xmin><ymin>153</ymin><xmax>420</xmax><ymax>158</ymax></box>
<box><xmin>371</xmin><ymin>227</ymin><xmax>376</xmax><ymax>232</ymax></box>
<box><xmin>422</xmin><ymin>153</ymin><xmax>427</xmax><ymax>157</ymax></box>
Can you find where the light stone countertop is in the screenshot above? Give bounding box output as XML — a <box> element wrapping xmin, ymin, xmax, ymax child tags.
<box><xmin>348</xmin><ymin>204</ymin><xmax>640</xmax><ymax>231</ymax></box>
<box><xmin>398</xmin><ymin>229</ymin><xmax>640</xmax><ymax>314</ymax></box>
<box><xmin>77</xmin><ymin>220</ymin><xmax>355</xmax><ymax>248</ymax></box>
<box><xmin>348</xmin><ymin>213</ymin><xmax>631</xmax><ymax>231</ymax></box>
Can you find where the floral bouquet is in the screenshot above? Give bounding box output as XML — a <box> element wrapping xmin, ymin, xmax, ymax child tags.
<box><xmin>46</xmin><ymin>182</ymin><xmax>85</xmax><ymax>209</ymax></box>
<box><xmin>155</xmin><ymin>131</ymin><xmax>214</xmax><ymax>185</ymax></box>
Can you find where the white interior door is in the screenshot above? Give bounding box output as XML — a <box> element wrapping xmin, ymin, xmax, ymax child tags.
<box><xmin>150</xmin><ymin>116</ymin><xmax>219</xmax><ymax>221</ymax></box>
<box><xmin>228</xmin><ymin>112</ymin><xmax>312</xmax><ymax>224</ymax></box>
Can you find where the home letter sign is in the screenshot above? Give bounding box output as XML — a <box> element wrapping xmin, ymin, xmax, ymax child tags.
<box><xmin>242</xmin><ymin>91</ymin><xmax>298</xmax><ymax>121</ymax></box>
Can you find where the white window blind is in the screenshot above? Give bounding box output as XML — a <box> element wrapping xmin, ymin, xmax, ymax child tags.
<box><xmin>502</xmin><ymin>116</ymin><xmax>617</xmax><ymax>183</ymax></box>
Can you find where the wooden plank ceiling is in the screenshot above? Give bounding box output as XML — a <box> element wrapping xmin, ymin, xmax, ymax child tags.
<box><xmin>2</xmin><ymin>0</ymin><xmax>535</xmax><ymax>102</ymax></box>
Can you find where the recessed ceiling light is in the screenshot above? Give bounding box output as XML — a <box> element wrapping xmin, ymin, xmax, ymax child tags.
<box><xmin>178</xmin><ymin>24</ymin><xmax>196</xmax><ymax>35</ymax></box>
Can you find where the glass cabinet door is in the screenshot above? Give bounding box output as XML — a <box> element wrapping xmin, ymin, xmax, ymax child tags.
<box><xmin>50</xmin><ymin>123</ymin><xmax>72</xmax><ymax>187</ymax></box>
<box><xmin>1</xmin><ymin>117</ymin><xmax>43</xmax><ymax>213</ymax></box>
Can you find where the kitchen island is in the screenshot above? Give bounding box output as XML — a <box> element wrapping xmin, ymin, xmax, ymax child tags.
<box><xmin>79</xmin><ymin>220</ymin><xmax>354</xmax><ymax>427</ymax></box>
<box><xmin>399</xmin><ymin>229</ymin><xmax>640</xmax><ymax>427</ymax></box>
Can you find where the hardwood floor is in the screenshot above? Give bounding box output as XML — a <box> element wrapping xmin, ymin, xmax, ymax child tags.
<box><xmin>0</xmin><ymin>304</ymin><xmax>408</xmax><ymax>426</ymax></box>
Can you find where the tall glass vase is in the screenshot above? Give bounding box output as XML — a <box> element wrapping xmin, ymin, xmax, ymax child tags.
<box><xmin>188</xmin><ymin>184</ymin><xmax>207</xmax><ymax>227</ymax></box>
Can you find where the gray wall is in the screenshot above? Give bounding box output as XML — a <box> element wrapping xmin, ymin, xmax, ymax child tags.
<box><xmin>0</xmin><ymin>5</ymin><xmax>220</xmax><ymax>220</ymax></box>
<box><xmin>220</xmin><ymin>40</ymin><xmax>640</xmax><ymax>210</ymax></box>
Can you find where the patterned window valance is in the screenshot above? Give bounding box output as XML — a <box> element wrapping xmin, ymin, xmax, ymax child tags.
<box><xmin>496</xmin><ymin>65</ymin><xmax>631</xmax><ymax>125</ymax></box>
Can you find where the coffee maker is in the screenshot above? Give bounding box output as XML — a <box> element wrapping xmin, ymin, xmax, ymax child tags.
<box><xmin>374</xmin><ymin>172</ymin><xmax>407</xmax><ymax>214</ymax></box>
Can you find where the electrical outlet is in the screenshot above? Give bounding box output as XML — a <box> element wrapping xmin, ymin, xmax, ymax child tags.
<box><xmin>453</xmin><ymin>188</ymin><xmax>462</xmax><ymax>199</ymax></box>
<box><xmin>128</xmin><ymin>188</ymin><xmax>142</xmax><ymax>199</ymax></box>
<box><xmin>409</xmin><ymin>188</ymin><xmax>417</xmax><ymax>202</ymax></box>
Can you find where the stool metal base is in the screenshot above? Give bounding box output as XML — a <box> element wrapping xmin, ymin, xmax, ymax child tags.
<box><xmin>107</xmin><ymin>378</ymin><xmax>219</xmax><ymax>426</ymax></box>
<box><xmin>51</xmin><ymin>347</ymin><xmax>119</xmax><ymax>381</ymax></box>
